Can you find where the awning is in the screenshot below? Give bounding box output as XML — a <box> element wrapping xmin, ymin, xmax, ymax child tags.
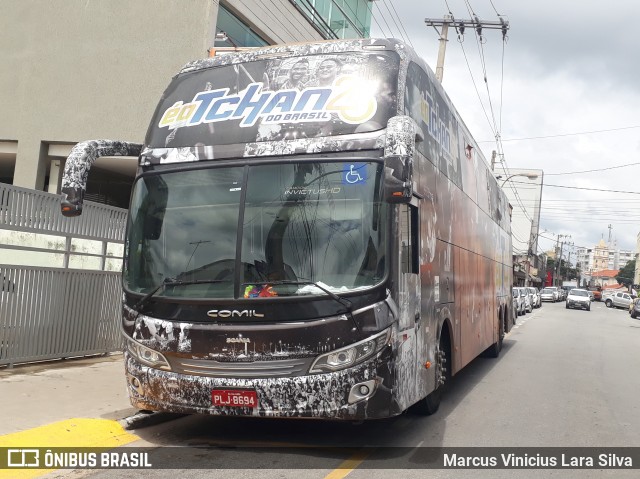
<box><xmin>529</xmin><ymin>275</ymin><xmax>542</xmax><ymax>283</ymax></box>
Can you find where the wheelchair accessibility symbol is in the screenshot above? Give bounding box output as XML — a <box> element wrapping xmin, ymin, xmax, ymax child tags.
<box><xmin>342</xmin><ymin>163</ymin><xmax>367</xmax><ymax>184</ymax></box>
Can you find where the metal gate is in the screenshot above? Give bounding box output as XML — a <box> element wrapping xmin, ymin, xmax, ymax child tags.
<box><xmin>0</xmin><ymin>183</ymin><xmax>127</xmax><ymax>367</ymax></box>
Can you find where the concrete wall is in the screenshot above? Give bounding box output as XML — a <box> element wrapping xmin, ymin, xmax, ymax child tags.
<box><xmin>0</xmin><ymin>0</ymin><xmax>323</xmax><ymax>190</ymax></box>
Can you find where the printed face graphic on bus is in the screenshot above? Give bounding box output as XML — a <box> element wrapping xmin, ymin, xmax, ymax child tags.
<box><xmin>287</xmin><ymin>60</ymin><xmax>310</xmax><ymax>87</ymax></box>
<box><xmin>157</xmin><ymin>75</ymin><xmax>378</xmax><ymax>129</ymax></box>
<box><xmin>315</xmin><ymin>59</ymin><xmax>341</xmax><ymax>86</ymax></box>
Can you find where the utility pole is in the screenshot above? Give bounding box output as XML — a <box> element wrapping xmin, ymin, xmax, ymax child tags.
<box><xmin>555</xmin><ymin>236</ymin><xmax>571</xmax><ymax>286</ymax></box>
<box><xmin>551</xmin><ymin>234</ymin><xmax>570</xmax><ymax>286</ymax></box>
<box><xmin>557</xmin><ymin>241</ymin><xmax>565</xmax><ymax>287</ymax></box>
<box><xmin>552</xmin><ymin>235</ymin><xmax>561</xmax><ymax>287</ymax></box>
<box><xmin>425</xmin><ymin>15</ymin><xmax>509</xmax><ymax>82</ymax></box>
<box><xmin>565</xmin><ymin>242</ymin><xmax>574</xmax><ymax>280</ymax></box>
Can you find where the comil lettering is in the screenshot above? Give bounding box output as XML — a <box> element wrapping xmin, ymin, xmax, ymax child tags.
<box><xmin>207</xmin><ymin>310</ymin><xmax>265</xmax><ymax>318</ymax></box>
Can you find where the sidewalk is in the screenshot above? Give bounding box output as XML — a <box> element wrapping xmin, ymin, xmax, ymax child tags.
<box><xmin>0</xmin><ymin>354</ymin><xmax>137</xmax><ymax>436</ymax></box>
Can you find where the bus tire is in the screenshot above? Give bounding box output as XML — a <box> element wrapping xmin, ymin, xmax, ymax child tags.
<box><xmin>485</xmin><ymin>311</ymin><xmax>504</xmax><ymax>358</ymax></box>
<box><xmin>412</xmin><ymin>330</ymin><xmax>451</xmax><ymax>415</ymax></box>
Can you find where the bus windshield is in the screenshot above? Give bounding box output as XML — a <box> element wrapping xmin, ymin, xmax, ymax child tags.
<box><xmin>124</xmin><ymin>161</ymin><xmax>387</xmax><ymax>299</ymax></box>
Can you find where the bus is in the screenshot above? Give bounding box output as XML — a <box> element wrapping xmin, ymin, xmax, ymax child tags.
<box><xmin>60</xmin><ymin>38</ymin><xmax>513</xmax><ymax>420</ymax></box>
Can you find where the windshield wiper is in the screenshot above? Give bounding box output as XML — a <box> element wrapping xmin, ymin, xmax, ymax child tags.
<box><xmin>242</xmin><ymin>280</ymin><xmax>359</xmax><ymax>331</ymax></box>
<box><xmin>133</xmin><ymin>278</ymin><xmax>229</xmax><ymax>313</ymax></box>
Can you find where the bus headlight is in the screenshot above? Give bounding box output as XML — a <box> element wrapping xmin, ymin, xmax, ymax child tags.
<box><xmin>126</xmin><ymin>340</ymin><xmax>171</xmax><ymax>370</ymax></box>
<box><xmin>309</xmin><ymin>328</ymin><xmax>390</xmax><ymax>373</ymax></box>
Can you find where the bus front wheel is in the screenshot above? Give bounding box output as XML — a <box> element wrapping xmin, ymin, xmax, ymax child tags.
<box><xmin>412</xmin><ymin>331</ymin><xmax>451</xmax><ymax>415</ymax></box>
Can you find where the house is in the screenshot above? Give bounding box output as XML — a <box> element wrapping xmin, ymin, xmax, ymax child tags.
<box><xmin>591</xmin><ymin>269</ymin><xmax>622</xmax><ymax>288</ymax></box>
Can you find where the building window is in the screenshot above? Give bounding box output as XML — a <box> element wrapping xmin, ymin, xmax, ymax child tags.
<box><xmin>291</xmin><ymin>0</ymin><xmax>372</xmax><ymax>39</ymax></box>
<box><xmin>215</xmin><ymin>4</ymin><xmax>268</xmax><ymax>48</ymax></box>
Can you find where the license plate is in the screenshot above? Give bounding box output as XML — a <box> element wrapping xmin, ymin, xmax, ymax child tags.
<box><xmin>212</xmin><ymin>389</ymin><xmax>258</xmax><ymax>408</ymax></box>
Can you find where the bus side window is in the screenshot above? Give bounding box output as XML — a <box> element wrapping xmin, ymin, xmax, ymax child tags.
<box><xmin>400</xmin><ymin>204</ymin><xmax>419</xmax><ymax>274</ymax></box>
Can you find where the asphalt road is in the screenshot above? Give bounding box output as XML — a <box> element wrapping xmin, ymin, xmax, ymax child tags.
<box><xmin>41</xmin><ymin>300</ymin><xmax>640</xmax><ymax>478</ymax></box>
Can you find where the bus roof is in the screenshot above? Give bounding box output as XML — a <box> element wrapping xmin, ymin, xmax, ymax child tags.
<box><xmin>179</xmin><ymin>38</ymin><xmax>406</xmax><ymax>75</ymax></box>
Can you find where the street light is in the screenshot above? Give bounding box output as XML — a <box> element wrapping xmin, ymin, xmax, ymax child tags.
<box><xmin>497</xmin><ymin>173</ymin><xmax>539</xmax><ymax>188</ymax></box>
<box><xmin>497</xmin><ymin>172</ymin><xmax>541</xmax><ymax>287</ymax></box>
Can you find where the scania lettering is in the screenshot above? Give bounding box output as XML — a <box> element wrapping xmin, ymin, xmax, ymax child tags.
<box><xmin>60</xmin><ymin>39</ymin><xmax>513</xmax><ymax>420</ymax></box>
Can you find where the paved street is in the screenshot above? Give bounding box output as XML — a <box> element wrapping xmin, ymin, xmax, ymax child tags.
<box><xmin>2</xmin><ymin>300</ymin><xmax>640</xmax><ymax>478</ymax></box>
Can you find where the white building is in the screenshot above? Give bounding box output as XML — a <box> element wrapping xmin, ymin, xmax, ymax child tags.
<box><xmin>576</xmin><ymin>239</ymin><xmax>634</xmax><ymax>275</ymax></box>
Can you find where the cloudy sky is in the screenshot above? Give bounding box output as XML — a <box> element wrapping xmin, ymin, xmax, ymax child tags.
<box><xmin>370</xmin><ymin>0</ymin><xmax>640</xmax><ymax>261</ymax></box>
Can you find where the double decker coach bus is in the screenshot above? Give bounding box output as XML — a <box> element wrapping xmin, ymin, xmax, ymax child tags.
<box><xmin>60</xmin><ymin>39</ymin><xmax>513</xmax><ymax>420</ymax></box>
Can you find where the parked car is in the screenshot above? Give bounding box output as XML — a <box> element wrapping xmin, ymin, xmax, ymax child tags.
<box><xmin>540</xmin><ymin>287</ymin><xmax>557</xmax><ymax>302</ymax></box>
<box><xmin>524</xmin><ymin>287</ymin><xmax>535</xmax><ymax>309</ymax></box>
<box><xmin>566</xmin><ymin>288</ymin><xmax>591</xmax><ymax>311</ymax></box>
<box><xmin>518</xmin><ymin>287</ymin><xmax>533</xmax><ymax>313</ymax></box>
<box><xmin>548</xmin><ymin>286</ymin><xmax>561</xmax><ymax>302</ymax></box>
<box><xmin>512</xmin><ymin>288</ymin><xmax>524</xmax><ymax>317</ymax></box>
<box><xmin>527</xmin><ymin>287</ymin><xmax>541</xmax><ymax>308</ymax></box>
<box><xmin>605</xmin><ymin>291</ymin><xmax>634</xmax><ymax>310</ymax></box>
<box><xmin>630</xmin><ymin>298</ymin><xmax>640</xmax><ymax>319</ymax></box>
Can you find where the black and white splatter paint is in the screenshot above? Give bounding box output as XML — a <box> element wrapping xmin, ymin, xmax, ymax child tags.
<box><xmin>60</xmin><ymin>140</ymin><xmax>141</xmax><ymax>215</ymax></box>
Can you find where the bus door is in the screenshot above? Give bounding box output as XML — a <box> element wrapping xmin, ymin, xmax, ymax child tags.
<box><xmin>396</xmin><ymin>201</ymin><xmax>421</xmax><ymax>408</ymax></box>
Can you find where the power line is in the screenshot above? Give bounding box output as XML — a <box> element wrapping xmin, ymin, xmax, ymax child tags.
<box><xmin>364</xmin><ymin>0</ymin><xmax>391</xmax><ymax>37</ymax></box>
<box><xmin>478</xmin><ymin>125</ymin><xmax>640</xmax><ymax>143</ymax></box>
<box><xmin>380</xmin><ymin>0</ymin><xmax>413</xmax><ymax>47</ymax></box>
<box><xmin>489</xmin><ymin>0</ymin><xmax>502</xmax><ymax>16</ymax></box>
<box><xmin>544</xmin><ymin>161</ymin><xmax>640</xmax><ymax>176</ymax></box>
<box><xmin>509</xmin><ymin>180</ymin><xmax>640</xmax><ymax>195</ymax></box>
<box><xmin>373</xmin><ymin>0</ymin><xmax>395</xmax><ymax>39</ymax></box>
<box><xmin>386</xmin><ymin>1</ymin><xmax>414</xmax><ymax>47</ymax></box>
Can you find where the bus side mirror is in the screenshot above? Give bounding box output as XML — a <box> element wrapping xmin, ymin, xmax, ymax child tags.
<box><xmin>383</xmin><ymin>116</ymin><xmax>419</xmax><ymax>203</ymax></box>
<box><xmin>60</xmin><ymin>140</ymin><xmax>142</xmax><ymax>217</ymax></box>
<box><xmin>143</xmin><ymin>216</ymin><xmax>164</xmax><ymax>240</ymax></box>
<box><xmin>140</xmin><ymin>175</ymin><xmax>168</xmax><ymax>240</ymax></box>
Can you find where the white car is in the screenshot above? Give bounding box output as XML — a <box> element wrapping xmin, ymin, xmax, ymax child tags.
<box><xmin>527</xmin><ymin>287</ymin><xmax>541</xmax><ymax>308</ymax></box>
<box><xmin>518</xmin><ymin>287</ymin><xmax>533</xmax><ymax>313</ymax></box>
<box><xmin>566</xmin><ymin>288</ymin><xmax>591</xmax><ymax>311</ymax></box>
<box><xmin>512</xmin><ymin>288</ymin><xmax>524</xmax><ymax>317</ymax></box>
<box><xmin>540</xmin><ymin>287</ymin><xmax>556</xmax><ymax>302</ymax></box>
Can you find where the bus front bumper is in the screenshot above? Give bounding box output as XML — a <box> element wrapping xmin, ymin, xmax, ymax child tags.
<box><xmin>124</xmin><ymin>351</ymin><xmax>395</xmax><ymax>420</ymax></box>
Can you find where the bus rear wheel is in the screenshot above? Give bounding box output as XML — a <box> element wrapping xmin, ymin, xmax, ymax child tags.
<box><xmin>485</xmin><ymin>312</ymin><xmax>504</xmax><ymax>358</ymax></box>
<box><xmin>412</xmin><ymin>331</ymin><xmax>451</xmax><ymax>415</ymax></box>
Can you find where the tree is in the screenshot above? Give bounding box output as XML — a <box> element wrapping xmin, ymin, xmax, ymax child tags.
<box><xmin>615</xmin><ymin>254</ymin><xmax>638</xmax><ymax>287</ymax></box>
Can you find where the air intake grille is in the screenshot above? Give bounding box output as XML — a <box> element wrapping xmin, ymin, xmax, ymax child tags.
<box><xmin>168</xmin><ymin>357</ymin><xmax>314</xmax><ymax>378</ymax></box>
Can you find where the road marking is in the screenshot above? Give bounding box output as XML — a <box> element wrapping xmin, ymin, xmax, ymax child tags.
<box><xmin>323</xmin><ymin>448</ymin><xmax>370</xmax><ymax>479</ymax></box>
<box><xmin>0</xmin><ymin>418</ymin><xmax>139</xmax><ymax>479</ymax></box>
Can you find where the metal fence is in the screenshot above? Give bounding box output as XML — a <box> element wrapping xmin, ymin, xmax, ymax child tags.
<box><xmin>0</xmin><ymin>183</ymin><xmax>127</xmax><ymax>367</ymax></box>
